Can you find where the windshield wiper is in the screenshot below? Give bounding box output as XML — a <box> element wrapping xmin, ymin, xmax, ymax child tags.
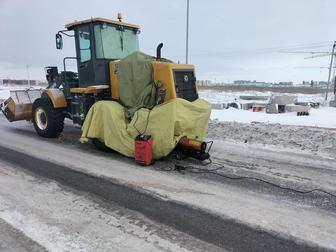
<box><xmin>119</xmin><ymin>30</ymin><xmax>124</xmax><ymax>51</ymax></box>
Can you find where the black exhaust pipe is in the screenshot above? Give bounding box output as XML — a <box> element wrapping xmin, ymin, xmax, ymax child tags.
<box><xmin>156</xmin><ymin>43</ymin><xmax>163</xmax><ymax>60</ymax></box>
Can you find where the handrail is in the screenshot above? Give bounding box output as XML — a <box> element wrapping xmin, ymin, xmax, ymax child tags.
<box><xmin>63</xmin><ymin>57</ymin><xmax>78</xmax><ymax>96</ymax></box>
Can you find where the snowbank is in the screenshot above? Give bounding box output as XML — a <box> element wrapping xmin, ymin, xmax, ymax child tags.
<box><xmin>208</xmin><ymin>120</ymin><xmax>336</xmax><ymax>158</ymax></box>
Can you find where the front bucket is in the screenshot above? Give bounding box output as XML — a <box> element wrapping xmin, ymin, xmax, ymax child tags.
<box><xmin>0</xmin><ymin>89</ymin><xmax>42</xmax><ymax>122</ymax></box>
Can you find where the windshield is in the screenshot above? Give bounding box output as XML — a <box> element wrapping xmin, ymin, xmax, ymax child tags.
<box><xmin>94</xmin><ymin>24</ymin><xmax>139</xmax><ymax>60</ymax></box>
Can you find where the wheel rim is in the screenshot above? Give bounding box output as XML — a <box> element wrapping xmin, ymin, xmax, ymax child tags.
<box><xmin>35</xmin><ymin>107</ymin><xmax>47</xmax><ymax>130</ymax></box>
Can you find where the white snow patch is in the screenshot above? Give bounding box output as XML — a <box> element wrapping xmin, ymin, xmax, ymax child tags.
<box><xmin>0</xmin><ymin>85</ymin><xmax>45</xmax><ymax>100</ymax></box>
<box><xmin>210</xmin><ymin>107</ymin><xmax>336</xmax><ymax>128</ymax></box>
<box><xmin>198</xmin><ymin>89</ymin><xmax>336</xmax><ymax>128</ymax></box>
<box><xmin>199</xmin><ymin>89</ymin><xmax>327</xmax><ymax>104</ymax></box>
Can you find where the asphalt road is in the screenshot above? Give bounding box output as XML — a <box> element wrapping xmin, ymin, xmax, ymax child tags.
<box><xmin>0</xmin><ymin>115</ymin><xmax>335</xmax><ymax>251</ymax></box>
<box><xmin>0</xmin><ymin>159</ymin><xmax>222</xmax><ymax>252</ymax></box>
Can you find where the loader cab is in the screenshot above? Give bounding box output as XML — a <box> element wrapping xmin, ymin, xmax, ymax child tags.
<box><xmin>60</xmin><ymin>17</ymin><xmax>140</xmax><ymax>88</ymax></box>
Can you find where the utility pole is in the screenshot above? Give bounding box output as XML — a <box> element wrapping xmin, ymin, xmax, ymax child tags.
<box><xmin>26</xmin><ymin>65</ymin><xmax>30</xmax><ymax>87</ymax></box>
<box><xmin>334</xmin><ymin>78</ymin><xmax>336</xmax><ymax>97</ymax></box>
<box><xmin>325</xmin><ymin>41</ymin><xmax>336</xmax><ymax>101</ymax></box>
<box><xmin>186</xmin><ymin>0</ymin><xmax>190</xmax><ymax>64</ymax></box>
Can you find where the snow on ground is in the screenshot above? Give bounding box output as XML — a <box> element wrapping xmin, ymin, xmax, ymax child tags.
<box><xmin>199</xmin><ymin>89</ymin><xmax>336</xmax><ymax>128</ymax></box>
<box><xmin>199</xmin><ymin>89</ymin><xmax>328</xmax><ymax>104</ymax></box>
<box><xmin>208</xmin><ymin>120</ymin><xmax>336</xmax><ymax>159</ymax></box>
<box><xmin>0</xmin><ymin>85</ymin><xmax>45</xmax><ymax>101</ymax></box>
<box><xmin>210</xmin><ymin>107</ymin><xmax>336</xmax><ymax>128</ymax></box>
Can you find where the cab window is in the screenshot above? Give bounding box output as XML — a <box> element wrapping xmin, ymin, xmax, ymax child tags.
<box><xmin>78</xmin><ymin>26</ymin><xmax>91</xmax><ymax>62</ymax></box>
<box><xmin>94</xmin><ymin>24</ymin><xmax>139</xmax><ymax>60</ymax></box>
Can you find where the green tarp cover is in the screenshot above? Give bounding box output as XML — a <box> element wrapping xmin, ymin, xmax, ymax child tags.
<box><xmin>80</xmin><ymin>98</ymin><xmax>211</xmax><ymax>159</ymax></box>
<box><xmin>117</xmin><ymin>51</ymin><xmax>160</xmax><ymax>120</ymax></box>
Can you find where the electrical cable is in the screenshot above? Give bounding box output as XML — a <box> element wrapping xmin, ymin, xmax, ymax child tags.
<box><xmin>133</xmin><ymin>109</ymin><xmax>151</xmax><ymax>135</ymax></box>
<box><xmin>133</xmin><ymin>84</ymin><xmax>156</xmax><ymax>135</ymax></box>
<box><xmin>179</xmin><ymin>164</ymin><xmax>336</xmax><ymax>199</ymax></box>
<box><xmin>156</xmin><ymin>161</ymin><xmax>336</xmax><ymax>199</ymax></box>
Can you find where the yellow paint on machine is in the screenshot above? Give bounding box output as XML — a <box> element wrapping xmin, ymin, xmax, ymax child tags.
<box><xmin>44</xmin><ymin>89</ymin><xmax>67</xmax><ymax>108</ymax></box>
<box><xmin>65</xmin><ymin>17</ymin><xmax>140</xmax><ymax>30</ymax></box>
<box><xmin>70</xmin><ymin>85</ymin><xmax>109</xmax><ymax>94</ymax></box>
<box><xmin>109</xmin><ymin>60</ymin><xmax>196</xmax><ymax>102</ymax></box>
<box><xmin>152</xmin><ymin>62</ymin><xmax>195</xmax><ymax>102</ymax></box>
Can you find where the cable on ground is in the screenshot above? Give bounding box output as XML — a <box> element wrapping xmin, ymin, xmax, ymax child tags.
<box><xmin>155</xmin><ymin>161</ymin><xmax>336</xmax><ymax>199</ymax></box>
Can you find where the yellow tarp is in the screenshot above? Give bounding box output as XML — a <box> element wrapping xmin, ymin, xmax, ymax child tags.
<box><xmin>80</xmin><ymin>98</ymin><xmax>211</xmax><ymax>159</ymax></box>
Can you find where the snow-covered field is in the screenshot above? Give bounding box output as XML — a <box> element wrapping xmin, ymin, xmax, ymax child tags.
<box><xmin>199</xmin><ymin>89</ymin><xmax>328</xmax><ymax>104</ymax></box>
<box><xmin>199</xmin><ymin>89</ymin><xmax>336</xmax><ymax>128</ymax></box>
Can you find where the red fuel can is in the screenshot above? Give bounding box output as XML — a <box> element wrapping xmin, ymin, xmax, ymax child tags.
<box><xmin>134</xmin><ymin>135</ymin><xmax>153</xmax><ymax>166</ymax></box>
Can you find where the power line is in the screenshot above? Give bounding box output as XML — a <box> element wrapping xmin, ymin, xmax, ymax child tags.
<box><xmin>305</xmin><ymin>53</ymin><xmax>335</xmax><ymax>59</ymax></box>
<box><xmin>170</xmin><ymin>41</ymin><xmax>334</xmax><ymax>59</ymax></box>
<box><xmin>325</xmin><ymin>41</ymin><xmax>336</xmax><ymax>101</ymax></box>
<box><xmin>280</xmin><ymin>51</ymin><xmax>330</xmax><ymax>54</ymax></box>
<box><xmin>191</xmin><ymin>42</ymin><xmax>333</xmax><ymax>58</ymax></box>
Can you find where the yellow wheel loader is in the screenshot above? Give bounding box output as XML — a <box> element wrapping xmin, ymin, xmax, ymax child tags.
<box><xmin>1</xmin><ymin>16</ymin><xmax>211</xmax><ymax>162</ymax></box>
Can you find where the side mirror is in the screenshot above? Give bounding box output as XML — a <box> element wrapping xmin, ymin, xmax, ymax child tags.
<box><xmin>56</xmin><ymin>33</ymin><xmax>63</xmax><ymax>50</ymax></box>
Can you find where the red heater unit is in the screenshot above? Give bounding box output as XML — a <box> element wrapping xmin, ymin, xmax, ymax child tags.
<box><xmin>134</xmin><ymin>135</ymin><xmax>153</xmax><ymax>166</ymax></box>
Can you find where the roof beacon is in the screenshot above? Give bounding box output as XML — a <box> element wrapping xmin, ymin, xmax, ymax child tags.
<box><xmin>118</xmin><ymin>13</ymin><xmax>123</xmax><ymax>22</ymax></box>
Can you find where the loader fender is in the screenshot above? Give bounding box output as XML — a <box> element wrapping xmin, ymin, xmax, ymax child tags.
<box><xmin>43</xmin><ymin>89</ymin><xmax>67</xmax><ymax>109</ymax></box>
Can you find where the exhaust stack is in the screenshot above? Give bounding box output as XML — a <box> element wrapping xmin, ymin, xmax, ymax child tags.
<box><xmin>156</xmin><ymin>43</ymin><xmax>163</xmax><ymax>60</ymax></box>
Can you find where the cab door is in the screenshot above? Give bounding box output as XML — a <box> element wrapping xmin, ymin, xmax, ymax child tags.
<box><xmin>76</xmin><ymin>25</ymin><xmax>94</xmax><ymax>87</ymax></box>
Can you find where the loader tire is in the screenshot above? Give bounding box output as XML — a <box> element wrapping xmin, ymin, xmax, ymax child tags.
<box><xmin>32</xmin><ymin>98</ymin><xmax>65</xmax><ymax>138</ymax></box>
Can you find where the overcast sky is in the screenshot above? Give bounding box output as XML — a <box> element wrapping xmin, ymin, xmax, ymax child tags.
<box><xmin>1</xmin><ymin>0</ymin><xmax>336</xmax><ymax>83</ymax></box>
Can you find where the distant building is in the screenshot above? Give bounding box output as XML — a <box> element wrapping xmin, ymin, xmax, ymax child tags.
<box><xmin>196</xmin><ymin>80</ymin><xmax>212</xmax><ymax>86</ymax></box>
<box><xmin>317</xmin><ymin>81</ymin><xmax>328</xmax><ymax>88</ymax></box>
<box><xmin>301</xmin><ymin>81</ymin><xmax>311</xmax><ymax>87</ymax></box>
<box><xmin>233</xmin><ymin>80</ymin><xmax>273</xmax><ymax>87</ymax></box>
<box><xmin>233</xmin><ymin>80</ymin><xmax>253</xmax><ymax>85</ymax></box>
<box><xmin>1</xmin><ymin>79</ymin><xmax>45</xmax><ymax>86</ymax></box>
<box><xmin>277</xmin><ymin>82</ymin><xmax>293</xmax><ymax>87</ymax></box>
<box><xmin>300</xmin><ymin>80</ymin><xmax>328</xmax><ymax>88</ymax></box>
